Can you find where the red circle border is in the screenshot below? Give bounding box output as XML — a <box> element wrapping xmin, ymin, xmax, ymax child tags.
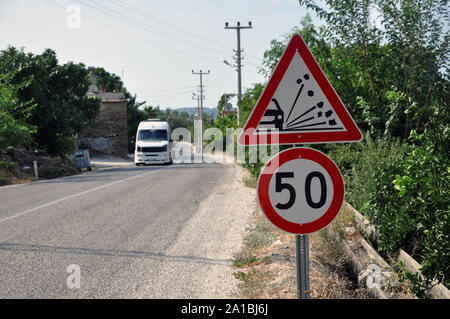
<box><xmin>257</xmin><ymin>147</ymin><xmax>345</xmax><ymax>235</ymax></box>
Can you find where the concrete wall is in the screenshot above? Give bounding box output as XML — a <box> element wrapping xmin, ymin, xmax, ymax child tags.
<box><xmin>79</xmin><ymin>93</ymin><xmax>128</xmax><ymax>158</ymax></box>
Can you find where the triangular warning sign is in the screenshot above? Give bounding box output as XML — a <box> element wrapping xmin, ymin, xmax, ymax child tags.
<box><xmin>239</xmin><ymin>34</ymin><xmax>362</xmax><ymax>145</ymax></box>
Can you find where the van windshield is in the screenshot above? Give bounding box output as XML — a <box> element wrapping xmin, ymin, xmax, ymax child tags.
<box><xmin>138</xmin><ymin>129</ymin><xmax>168</xmax><ymax>141</ymax></box>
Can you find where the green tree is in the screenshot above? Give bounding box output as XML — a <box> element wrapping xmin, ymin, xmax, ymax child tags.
<box><xmin>0</xmin><ymin>47</ymin><xmax>101</xmax><ymax>155</ymax></box>
<box><xmin>392</xmin><ymin>103</ymin><xmax>449</xmax><ymax>288</ymax></box>
<box><xmin>217</xmin><ymin>93</ymin><xmax>234</xmax><ymax>114</ymax></box>
<box><xmin>298</xmin><ymin>0</ymin><xmax>450</xmax><ymax>291</ymax></box>
<box><xmin>0</xmin><ymin>74</ymin><xmax>35</xmax><ymax>151</ymax></box>
<box><xmin>260</xmin><ymin>14</ymin><xmax>330</xmax><ymax>79</ymax></box>
<box><xmin>92</xmin><ymin>67</ymin><xmax>125</xmax><ymax>93</ymax></box>
<box><xmin>240</xmin><ymin>83</ymin><xmax>265</xmax><ymax>125</ymax></box>
<box><xmin>299</xmin><ymin>0</ymin><xmax>449</xmax><ymax>138</ymax></box>
<box><xmin>126</xmin><ymin>95</ymin><xmax>147</xmax><ymax>152</ymax></box>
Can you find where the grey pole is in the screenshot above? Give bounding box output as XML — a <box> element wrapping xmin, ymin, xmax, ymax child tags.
<box><xmin>199</xmin><ymin>74</ymin><xmax>203</xmax><ymax>162</ymax></box>
<box><xmin>33</xmin><ymin>160</ymin><xmax>39</xmax><ymax>181</ymax></box>
<box><xmin>304</xmin><ymin>234</ymin><xmax>310</xmax><ymax>297</ymax></box>
<box><xmin>192</xmin><ymin>70</ymin><xmax>210</xmax><ymax>162</ymax></box>
<box><xmin>296</xmin><ymin>234</ymin><xmax>310</xmax><ymax>299</ymax></box>
<box><xmin>225</xmin><ymin>21</ymin><xmax>252</xmax><ymax>126</ymax></box>
<box><xmin>236</xmin><ymin>27</ymin><xmax>241</xmax><ymax>126</ymax></box>
<box><xmin>192</xmin><ymin>92</ymin><xmax>201</xmax><ymax>155</ymax></box>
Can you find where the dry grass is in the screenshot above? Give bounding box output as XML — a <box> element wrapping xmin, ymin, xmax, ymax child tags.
<box><xmin>0</xmin><ymin>166</ymin><xmax>34</xmax><ymax>186</ymax></box>
<box><xmin>232</xmin><ymin>206</ymin><xmax>371</xmax><ymax>299</ymax></box>
<box><xmin>243</xmin><ymin>174</ymin><xmax>257</xmax><ymax>189</ymax></box>
<box><xmin>0</xmin><ymin>149</ymin><xmax>80</xmax><ymax>186</ymax></box>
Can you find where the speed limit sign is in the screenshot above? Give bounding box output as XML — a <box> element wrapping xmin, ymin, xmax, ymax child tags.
<box><xmin>257</xmin><ymin>147</ymin><xmax>345</xmax><ymax>235</ymax></box>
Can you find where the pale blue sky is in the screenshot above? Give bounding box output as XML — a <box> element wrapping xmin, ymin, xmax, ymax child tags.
<box><xmin>0</xmin><ymin>0</ymin><xmax>321</xmax><ymax>110</ymax></box>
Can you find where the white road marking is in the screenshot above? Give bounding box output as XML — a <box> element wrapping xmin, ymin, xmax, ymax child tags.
<box><xmin>0</xmin><ymin>168</ymin><xmax>167</xmax><ymax>225</ymax></box>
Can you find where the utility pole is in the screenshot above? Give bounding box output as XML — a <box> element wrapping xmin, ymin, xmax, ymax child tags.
<box><xmin>192</xmin><ymin>92</ymin><xmax>201</xmax><ymax>115</ymax></box>
<box><xmin>192</xmin><ymin>69</ymin><xmax>210</xmax><ymax>161</ymax></box>
<box><xmin>225</xmin><ymin>21</ymin><xmax>252</xmax><ymax>126</ymax></box>
<box><xmin>192</xmin><ymin>91</ymin><xmax>203</xmax><ymax>155</ymax></box>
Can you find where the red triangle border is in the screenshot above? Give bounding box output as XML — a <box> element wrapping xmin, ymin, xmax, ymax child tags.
<box><xmin>239</xmin><ymin>34</ymin><xmax>362</xmax><ymax>145</ymax></box>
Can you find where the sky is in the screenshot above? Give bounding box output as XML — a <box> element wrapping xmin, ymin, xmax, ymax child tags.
<box><xmin>0</xmin><ymin>0</ymin><xmax>322</xmax><ymax>110</ymax></box>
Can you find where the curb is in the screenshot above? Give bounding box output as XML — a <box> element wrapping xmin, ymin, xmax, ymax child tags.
<box><xmin>345</xmin><ymin>202</ymin><xmax>450</xmax><ymax>299</ymax></box>
<box><xmin>398</xmin><ymin>249</ymin><xmax>450</xmax><ymax>299</ymax></box>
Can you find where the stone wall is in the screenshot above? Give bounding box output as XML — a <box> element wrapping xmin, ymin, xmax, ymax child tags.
<box><xmin>79</xmin><ymin>93</ymin><xmax>128</xmax><ymax>158</ymax></box>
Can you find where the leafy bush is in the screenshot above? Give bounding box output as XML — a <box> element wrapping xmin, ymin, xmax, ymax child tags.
<box><xmin>0</xmin><ymin>47</ymin><xmax>100</xmax><ymax>156</ymax></box>
<box><xmin>0</xmin><ymin>74</ymin><xmax>35</xmax><ymax>152</ymax></box>
<box><xmin>242</xmin><ymin>159</ymin><xmax>264</xmax><ymax>179</ymax></box>
<box><xmin>327</xmin><ymin>104</ymin><xmax>449</xmax><ymax>288</ymax></box>
<box><xmin>391</xmin><ymin>103</ymin><xmax>449</xmax><ymax>287</ymax></box>
<box><xmin>0</xmin><ymin>109</ymin><xmax>34</xmax><ymax>151</ymax></box>
<box><xmin>327</xmin><ymin>135</ymin><xmax>409</xmax><ymax>218</ymax></box>
<box><xmin>216</xmin><ymin>2</ymin><xmax>450</xmax><ymax>293</ymax></box>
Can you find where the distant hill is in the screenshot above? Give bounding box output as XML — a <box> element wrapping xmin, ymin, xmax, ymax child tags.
<box><xmin>174</xmin><ymin>107</ymin><xmax>218</xmax><ymax>119</ymax></box>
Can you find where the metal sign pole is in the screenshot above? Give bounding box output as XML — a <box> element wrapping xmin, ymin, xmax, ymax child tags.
<box><xmin>296</xmin><ymin>234</ymin><xmax>310</xmax><ymax>299</ymax></box>
<box><xmin>303</xmin><ymin>234</ymin><xmax>310</xmax><ymax>299</ymax></box>
<box><xmin>291</xmin><ymin>144</ymin><xmax>310</xmax><ymax>299</ymax></box>
<box><xmin>295</xmin><ymin>234</ymin><xmax>302</xmax><ymax>298</ymax></box>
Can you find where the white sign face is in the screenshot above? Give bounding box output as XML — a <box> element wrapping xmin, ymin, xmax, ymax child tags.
<box><xmin>257</xmin><ymin>147</ymin><xmax>345</xmax><ymax>234</ymax></box>
<box><xmin>239</xmin><ymin>34</ymin><xmax>363</xmax><ymax>146</ymax></box>
<box><xmin>256</xmin><ymin>51</ymin><xmax>345</xmax><ymax>134</ymax></box>
<box><xmin>268</xmin><ymin>158</ymin><xmax>334</xmax><ymax>224</ymax></box>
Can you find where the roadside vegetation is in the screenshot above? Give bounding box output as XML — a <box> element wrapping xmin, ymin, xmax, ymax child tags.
<box><xmin>0</xmin><ymin>48</ymin><xmax>102</xmax><ymax>156</ymax></box>
<box><xmin>83</xmin><ymin>67</ymin><xmax>215</xmax><ymax>153</ymax></box>
<box><xmin>233</xmin><ymin>175</ymin><xmax>371</xmax><ymax>299</ymax></box>
<box><xmin>215</xmin><ymin>0</ymin><xmax>449</xmax><ymax>297</ymax></box>
<box><xmin>0</xmin><ymin>47</ymin><xmax>102</xmax><ymax>184</ymax></box>
<box><xmin>0</xmin><ymin>47</ymin><xmax>211</xmax><ymax>184</ymax></box>
<box><xmin>1</xmin><ymin>0</ymin><xmax>448</xmax><ymax>297</ymax></box>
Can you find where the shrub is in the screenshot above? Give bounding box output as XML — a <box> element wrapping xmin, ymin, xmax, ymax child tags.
<box><xmin>327</xmin><ymin>135</ymin><xmax>409</xmax><ymax>218</ymax></box>
<box><xmin>391</xmin><ymin>103</ymin><xmax>449</xmax><ymax>287</ymax></box>
<box><xmin>327</xmin><ymin>104</ymin><xmax>449</xmax><ymax>289</ymax></box>
<box><xmin>0</xmin><ymin>75</ymin><xmax>35</xmax><ymax>152</ymax></box>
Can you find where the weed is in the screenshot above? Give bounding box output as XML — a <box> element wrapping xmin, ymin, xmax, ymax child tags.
<box><xmin>244</xmin><ymin>221</ymin><xmax>275</xmax><ymax>249</ymax></box>
<box><xmin>243</xmin><ymin>175</ymin><xmax>257</xmax><ymax>188</ymax></box>
<box><xmin>233</xmin><ymin>254</ymin><xmax>259</xmax><ymax>268</ymax></box>
<box><xmin>233</xmin><ymin>268</ymin><xmax>271</xmax><ymax>298</ymax></box>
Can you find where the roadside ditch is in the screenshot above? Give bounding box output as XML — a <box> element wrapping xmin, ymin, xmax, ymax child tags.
<box><xmin>232</xmin><ymin>170</ymin><xmax>416</xmax><ymax>299</ymax></box>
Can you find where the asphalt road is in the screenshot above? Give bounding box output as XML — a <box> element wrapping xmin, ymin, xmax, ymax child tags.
<box><xmin>0</xmin><ymin>163</ymin><xmax>236</xmax><ymax>298</ymax></box>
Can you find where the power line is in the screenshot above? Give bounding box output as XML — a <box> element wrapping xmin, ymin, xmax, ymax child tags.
<box><xmin>53</xmin><ymin>0</ymin><xmax>263</xmax><ymax>66</ymax></box>
<box><xmin>139</xmin><ymin>92</ymin><xmax>194</xmax><ymax>99</ymax></box>
<box><xmin>81</xmin><ymin>0</ymin><xmax>227</xmax><ymax>56</ymax></box>
<box><xmin>111</xmin><ymin>0</ymin><xmax>231</xmax><ymax>50</ymax></box>
<box><xmin>43</xmin><ymin>0</ymin><xmax>261</xmax><ymax>109</ymax></box>
<box><xmin>207</xmin><ymin>0</ymin><xmax>251</xmax><ymax>22</ymax></box>
<box><xmin>178</xmin><ymin>0</ymin><xmax>261</xmax><ymax>59</ymax></box>
<box><xmin>44</xmin><ymin>0</ymin><xmax>211</xmax><ymax>60</ymax></box>
<box><xmin>108</xmin><ymin>0</ymin><xmax>230</xmax><ymax>53</ymax></box>
<box><xmin>139</xmin><ymin>90</ymin><xmax>193</xmax><ymax>98</ymax></box>
<box><xmin>139</xmin><ymin>85</ymin><xmax>197</xmax><ymax>93</ymax></box>
<box><xmin>181</xmin><ymin>0</ymin><xmax>222</xmax><ymax>19</ymax></box>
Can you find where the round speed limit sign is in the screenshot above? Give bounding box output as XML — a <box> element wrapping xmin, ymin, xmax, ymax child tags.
<box><xmin>257</xmin><ymin>147</ymin><xmax>345</xmax><ymax>234</ymax></box>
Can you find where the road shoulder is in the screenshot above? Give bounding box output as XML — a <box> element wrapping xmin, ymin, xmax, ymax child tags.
<box><xmin>135</xmin><ymin>164</ymin><xmax>255</xmax><ymax>298</ymax></box>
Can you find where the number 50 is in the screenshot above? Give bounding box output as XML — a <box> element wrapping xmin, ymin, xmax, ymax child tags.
<box><xmin>275</xmin><ymin>171</ymin><xmax>327</xmax><ymax>210</ymax></box>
